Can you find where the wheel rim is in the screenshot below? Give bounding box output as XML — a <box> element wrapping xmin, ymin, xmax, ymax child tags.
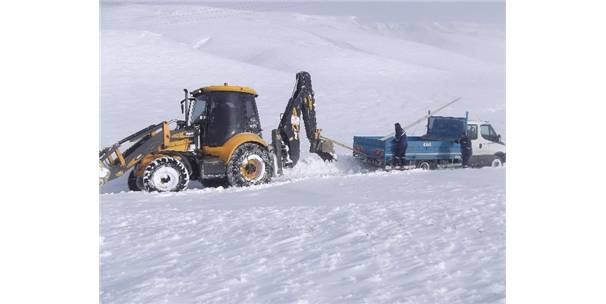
<box><xmin>492</xmin><ymin>158</ymin><xmax>502</xmax><ymax>167</ymax></box>
<box><xmin>240</xmin><ymin>155</ymin><xmax>265</xmax><ymax>182</ymax></box>
<box><xmin>151</xmin><ymin>166</ymin><xmax>181</xmax><ymax>191</ymax></box>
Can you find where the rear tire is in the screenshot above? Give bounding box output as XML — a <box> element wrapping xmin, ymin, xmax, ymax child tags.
<box><xmin>142</xmin><ymin>156</ymin><xmax>190</xmax><ymax>192</ymax></box>
<box><xmin>227</xmin><ymin>143</ymin><xmax>273</xmax><ymax>187</ymax></box>
<box><xmin>418</xmin><ymin>161</ymin><xmax>431</xmax><ymax>170</ymax></box>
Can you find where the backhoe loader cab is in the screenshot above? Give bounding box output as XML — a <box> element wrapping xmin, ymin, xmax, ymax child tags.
<box><xmin>99</xmin><ymin>72</ymin><xmax>336</xmax><ymax>192</ymax></box>
<box><xmin>187</xmin><ymin>85</ymin><xmax>263</xmax><ymax>147</ymax></box>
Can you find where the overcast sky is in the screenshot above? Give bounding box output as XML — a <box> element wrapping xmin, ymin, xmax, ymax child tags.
<box><xmin>103</xmin><ymin>0</ymin><xmax>505</xmax><ymax>3</ymax></box>
<box><xmin>102</xmin><ymin>1</ymin><xmax>505</xmax><ymax>24</ymax></box>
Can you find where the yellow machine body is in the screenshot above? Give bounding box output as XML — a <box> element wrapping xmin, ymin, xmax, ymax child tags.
<box><xmin>193</xmin><ymin>84</ymin><xmax>258</xmax><ymax>96</ymax></box>
<box><xmin>203</xmin><ymin>132</ymin><xmax>267</xmax><ymax>163</ymax></box>
<box><xmin>99</xmin><ymin>72</ymin><xmax>335</xmax><ymax>191</ymax></box>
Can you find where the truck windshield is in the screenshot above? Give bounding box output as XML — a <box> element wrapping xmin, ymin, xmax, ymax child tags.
<box><xmin>190</xmin><ymin>95</ymin><xmax>207</xmax><ymax>124</ymax></box>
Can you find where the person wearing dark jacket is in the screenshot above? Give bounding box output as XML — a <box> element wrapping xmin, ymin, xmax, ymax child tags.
<box><xmin>459</xmin><ymin>133</ymin><xmax>472</xmax><ymax>167</ymax></box>
<box><xmin>393</xmin><ymin>123</ymin><xmax>407</xmax><ymax>167</ymax></box>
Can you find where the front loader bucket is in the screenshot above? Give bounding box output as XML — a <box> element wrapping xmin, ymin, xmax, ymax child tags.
<box><xmin>99</xmin><ymin>122</ymin><xmax>166</xmax><ymax>186</ymax></box>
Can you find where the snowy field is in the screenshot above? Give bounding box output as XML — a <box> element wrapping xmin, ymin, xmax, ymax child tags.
<box><xmin>100</xmin><ymin>1</ymin><xmax>505</xmax><ymax>303</ymax></box>
<box><xmin>101</xmin><ymin>166</ymin><xmax>505</xmax><ymax>304</ymax></box>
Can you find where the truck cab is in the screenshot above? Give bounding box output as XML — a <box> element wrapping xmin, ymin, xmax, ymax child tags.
<box><xmin>466</xmin><ymin>120</ymin><xmax>506</xmax><ymax>167</ymax></box>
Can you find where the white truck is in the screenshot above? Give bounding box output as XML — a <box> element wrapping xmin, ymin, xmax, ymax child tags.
<box><xmin>466</xmin><ymin>120</ymin><xmax>506</xmax><ymax>167</ymax></box>
<box><xmin>352</xmin><ymin>116</ymin><xmax>506</xmax><ymax>170</ymax></box>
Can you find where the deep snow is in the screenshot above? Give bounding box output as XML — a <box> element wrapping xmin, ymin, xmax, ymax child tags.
<box><xmin>101</xmin><ymin>166</ymin><xmax>505</xmax><ymax>304</ymax></box>
<box><xmin>100</xmin><ymin>2</ymin><xmax>505</xmax><ymax>303</ymax></box>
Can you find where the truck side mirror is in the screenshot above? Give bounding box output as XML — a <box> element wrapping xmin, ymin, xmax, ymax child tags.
<box><xmin>497</xmin><ymin>134</ymin><xmax>501</xmax><ymax>142</ymax></box>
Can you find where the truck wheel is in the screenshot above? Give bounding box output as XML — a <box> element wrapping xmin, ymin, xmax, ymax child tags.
<box><xmin>127</xmin><ymin>167</ymin><xmax>143</xmax><ymax>191</ymax></box>
<box><xmin>418</xmin><ymin>161</ymin><xmax>431</xmax><ymax>170</ymax></box>
<box><xmin>491</xmin><ymin>157</ymin><xmax>503</xmax><ymax>167</ymax></box>
<box><xmin>227</xmin><ymin>143</ymin><xmax>273</xmax><ymax>187</ymax></box>
<box><xmin>142</xmin><ymin>156</ymin><xmax>190</xmax><ymax>192</ymax></box>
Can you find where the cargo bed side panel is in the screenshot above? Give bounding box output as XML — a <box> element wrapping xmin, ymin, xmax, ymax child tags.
<box><xmin>354</xmin><ymin>136</ymin><xmax>462</xmax><ymax>165</ymax></box>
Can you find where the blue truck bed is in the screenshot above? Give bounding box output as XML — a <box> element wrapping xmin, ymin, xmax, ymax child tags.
<box><xmin>352</xmin><ymin>116</ymin><xmax>467</xmax><ymax>169</ymax></box>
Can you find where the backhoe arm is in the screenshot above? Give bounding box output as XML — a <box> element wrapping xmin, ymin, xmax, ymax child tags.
<box><xmin>272</xmin><ymin>72</ymin><xmax>335</xmax><ymax>172</ymax></box>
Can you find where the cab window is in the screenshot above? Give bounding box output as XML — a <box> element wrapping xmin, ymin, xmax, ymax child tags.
<box><xmin>467</xmin><ymin>125</ymin><xmax>478</xmax><ymax>140</ymax></box>
<box><xmin>243</xmin><ymin>94</ymin><xmax>261</xmax><ymax>133</ymax></box>
<box><xmin>481</xmin><ymin>124</ymin><xmax>498</xmax><ymax>142</ymax></box>
<box><xmin>190</xmin><ymin>95</ymin><xmax>208</xmax><ymax>124</ymax></box>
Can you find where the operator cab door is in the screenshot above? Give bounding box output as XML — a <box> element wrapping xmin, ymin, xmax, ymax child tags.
<box><xmin>202</xmin><ymin>91</ymin><xmax>261</xmax><ymax>147</ymax></box>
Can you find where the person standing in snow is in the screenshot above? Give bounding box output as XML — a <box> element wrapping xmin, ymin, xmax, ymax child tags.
<box><xmin>459</xmin><ymin>132</ymin><xmax>472</xmax><ymax>167</ymax></box>
<box><xmin>393</xmin><ymin>123</ymin><xmax>407</xmax><ymax>168</ymax></box>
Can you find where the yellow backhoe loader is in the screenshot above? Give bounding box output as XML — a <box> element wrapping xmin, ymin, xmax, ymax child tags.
<box><xmin>99</xmin><ymin>71</ymin><xmax>335</xmax><ymax>192</ymax></box>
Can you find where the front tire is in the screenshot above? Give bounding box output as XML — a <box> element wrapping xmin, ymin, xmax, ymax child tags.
<box><xmin>127</xmin><ymin>166</ymin><xmax>143</xmax><ymax>191</ymax></box>
<box><xmin>226</xmin><ymin>143</ymin><xmax>273</xmax><ymax>187</ymax></box>
<box><xmin>491</xmin><ymin>157</ymin><xmax>503</xmax><ymax>167</ymax></box>
<box><xmin>142</xmin><ymin>156</ymin><xmax>190</xmax><ymax>192</ymax></box>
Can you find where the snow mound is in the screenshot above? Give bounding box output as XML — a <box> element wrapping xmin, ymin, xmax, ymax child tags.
<box><xmin>278</xmin><ymin>155</ymin><xmax>367</xmax><ymax>181</ymax></box>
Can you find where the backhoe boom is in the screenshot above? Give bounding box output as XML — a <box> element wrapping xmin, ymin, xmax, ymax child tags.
<box><xmin>272</xmin><ymin>71</ymin><xmax>336</xmax><ymax>171</ymax></box>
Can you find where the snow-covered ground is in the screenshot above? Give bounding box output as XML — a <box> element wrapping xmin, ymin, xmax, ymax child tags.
<box><xmin>101</xmin><ymin>165</ymin><xmax>505</xmax><ymax>304</ymax></box>
<box><xmin>100</xmin><ymin>2</ymin><xmax>505</xmax><ymax>303</ymax></box>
